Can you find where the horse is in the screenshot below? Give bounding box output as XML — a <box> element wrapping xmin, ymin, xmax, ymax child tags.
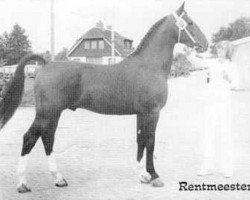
<box><xmin>0</xmin><ymin>3</ymin><xmax>208</xmax><ymax>193</ymax></box>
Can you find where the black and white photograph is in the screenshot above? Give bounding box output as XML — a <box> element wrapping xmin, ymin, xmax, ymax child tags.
<box><xmin>0</xmin><ymin>0</ymin><xmax>250</xmax><ymax>199</ymax></box>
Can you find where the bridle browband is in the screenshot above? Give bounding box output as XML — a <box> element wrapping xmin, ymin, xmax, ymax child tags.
<box><xmin>172</xmin><ymin>12</ymin><xmax>196</xmax><ymax>45</ymax></box>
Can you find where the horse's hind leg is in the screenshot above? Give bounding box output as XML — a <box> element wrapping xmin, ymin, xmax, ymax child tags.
<box><xmin>17</xmin><ymin>114</ymin><xmax>43</xmax><ymax>193</ymax></box>
<box><xmin>40</xmin><ymin>112</ymin><xmax>68</xmax><ymax>188</ymax></box>
<box><xmin>17</xmin><ymin>111</ymin><xmax>66</xmax><ymax>193</ymax></box>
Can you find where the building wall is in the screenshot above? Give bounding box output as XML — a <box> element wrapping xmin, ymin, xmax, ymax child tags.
<box><xmin>232</xmin><ymin>42</ymin><xmax>250</xmax><ymax>90</ymax></box>
<box><xmin>68</xmin><ymin>56</ymin><xmax>124</xmax><ymax>65</ymax></box>
<box><xmin>102</xmin><ymin>56</ymin><xmax>124</xmax><ymax>65</ymax></box>
<box><xmin>68</xmin><ymin>57</ymin><xmax>86</xmax><ymax>62</ymax></box>
<box><xmin>2</xmin><ymin>64</ymin><xmax>40</xmax><ymax>77</ymax></box>
<box><xmin>86</xmin><ymin>57</ymin><xmax>103</xmax><ymax>65</ymax></box>
<box><xmin>69</xmin><ymin>39</ymin><xmax>120</xmax><ymax>58</ymax></box>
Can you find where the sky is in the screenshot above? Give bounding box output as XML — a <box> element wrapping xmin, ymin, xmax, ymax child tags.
<box><xmin>0</xmin><ymin>0</ymin><xmax>249</xmax><ymax>54</ymax></box>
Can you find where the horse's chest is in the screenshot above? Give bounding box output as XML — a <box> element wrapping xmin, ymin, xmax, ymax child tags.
<box><xmin>136</xmin><ymin>87</ymin><xmax>168</xmax><ymax>113</ymax></box>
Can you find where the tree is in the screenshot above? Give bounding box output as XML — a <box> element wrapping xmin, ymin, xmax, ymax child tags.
<box><xmin>211</xmin><ymin>17</ymin><xmax>250</xmax><ymax>54</ymax></box>
<box><xmin>170</xmin><ymin>53</ymin><xmax>192</xmax><ymax>77</ymax></box>
<box><xmin>40</xmin><ymin>50</ymin><xmax>52</xmax><ymax>62</ymax></box>
<box><xmin>55</xmin><ymin>48</ymin><xmax>68</xmax><ymax>61</ymax></box>
<box><xmin>212</xmin><ymin>17</ymin><xmax>250</xmax><ymax>42</ymax></box>
<box><xmin>5</xmin><ymin>24</ymin><xmax>32</xmax><ymax>65</ymax></box>
<box><xmin>0</xmin><ymin>32</ymin><xmax>10</xmax><ymax>65</ymax></box>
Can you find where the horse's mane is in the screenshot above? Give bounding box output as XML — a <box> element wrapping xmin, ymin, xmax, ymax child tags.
<box><xmin>129</xmin><ymin>16</ymin><xmax>167</xmax><ymax>57</ymax></box>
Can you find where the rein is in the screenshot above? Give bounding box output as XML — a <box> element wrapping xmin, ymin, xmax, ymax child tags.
<box><xmin>173</xmin><ymin>12</ymin><xmax>196</xmax><ymax>44</ymax></box>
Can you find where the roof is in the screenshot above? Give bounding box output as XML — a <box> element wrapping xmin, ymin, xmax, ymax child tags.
<box><xmin>68</xmin><ymin>27</ymin><xmax>133</xmax><ymax>57</ymax></box>
<box><xmin>232</xmin><ymin>36</ymin><xmax>250</xmax><ymax>46</ymax></box>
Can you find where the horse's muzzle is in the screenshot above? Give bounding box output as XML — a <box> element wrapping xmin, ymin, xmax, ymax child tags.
<box><xmin>194</xmin><ymin>43</ymin><xmax>208</xmax><ymax>53</ymax></box>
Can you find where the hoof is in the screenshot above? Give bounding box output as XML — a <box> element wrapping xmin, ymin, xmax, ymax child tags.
<box><xmin>55</xmin><ymin>178</ymin><xmax>68</xmax><ymax>187</ymax></box>
<box><xmin>17</xmin><ymin>183</ymin><xmax>31</xmax><ymax>193</ymax></box>
<box><xmin>139</xmin><ymin>172</ymin><xmax>151</xmax><ymax>184</ymax></box>
<box><xmin>222</xmin><ymin>170</ymin><xmax>233</xmax><ymax>178</ymax></box>
<box><xmin>197</xmin><ymin>169</ymin><xmax>214</xmax><ymax>176</ymax></box>
<box><xmin>151</xmin><ymin>178</ymin><xmax>164</xmax><ymax>187</ymax></box>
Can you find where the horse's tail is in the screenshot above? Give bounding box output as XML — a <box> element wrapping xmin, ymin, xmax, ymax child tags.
<box><xmin>0</xmin><ymin>54</ymin><xmax>47</xmax><ymax>130</ymax></box>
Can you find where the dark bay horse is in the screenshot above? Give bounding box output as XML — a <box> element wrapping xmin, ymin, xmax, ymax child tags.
<box><xmin>0</xmin><ymin>3</ymin><xmax>208</xmax><ymax>193</ymax></box>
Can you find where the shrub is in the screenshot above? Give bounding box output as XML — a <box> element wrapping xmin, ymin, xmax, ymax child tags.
<box><xmin>170</xmin><ymin>53</ymin><xmax>192</xmax><ymax>78</ymax></box>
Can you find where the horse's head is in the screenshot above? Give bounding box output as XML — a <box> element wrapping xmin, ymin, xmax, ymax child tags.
<box><xmin>172</xmin><ymin>2</ymin><xmax>208</xmax><ymax>53</ymax></box>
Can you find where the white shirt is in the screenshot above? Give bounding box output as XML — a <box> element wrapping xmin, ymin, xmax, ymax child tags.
<box><xmin>205</xmin><ymin>59</ymin><xmax>240</xmax><ymax>92</ymax></box>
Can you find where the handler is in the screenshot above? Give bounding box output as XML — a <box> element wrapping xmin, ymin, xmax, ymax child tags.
<box><xmin>197</xmin><ymin>41</ymin><xmax>240</xmax><ymax>178</ymax></box>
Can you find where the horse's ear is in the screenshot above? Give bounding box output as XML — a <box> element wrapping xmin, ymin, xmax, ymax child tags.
<box><xmin>176</xmin><ymin>2</ymin><xmax>185</xmax><ymax>15</ymax></box>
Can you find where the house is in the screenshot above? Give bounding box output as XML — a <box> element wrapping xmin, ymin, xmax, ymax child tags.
<box><xmin>3</xmin><ymin>65</ymin><xmax>17</xmax><ymax>79</ymax></box>
<box><xmin>1</xmin><ymin>64</ymin><xmax>40</xmax><ymax>79</ymax></box>
<box><xmin>231</xmin><ymin>36</ymin><xmax>250</xmax><ymax>90</ymax></box>
<box><xmin>67</xmin><ymin>21</ymin><xmax>134</xmax><ymax>65</ymax></box>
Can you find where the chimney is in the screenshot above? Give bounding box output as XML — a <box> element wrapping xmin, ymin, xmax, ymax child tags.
<box><xmin>96</xmin><ymin>20</ymin><xmax>104</xmax><ymax>30</ymax></box>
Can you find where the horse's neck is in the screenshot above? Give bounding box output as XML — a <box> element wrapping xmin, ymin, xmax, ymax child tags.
<box><xmin>129</xmin><ymin>20</ymin><xmax>177</xmax><ymax>75</ymax></box>
<box><xmin>143</xmin><ymin>42</ymin><xmax>175</xmax><ymax>75</ymax></box>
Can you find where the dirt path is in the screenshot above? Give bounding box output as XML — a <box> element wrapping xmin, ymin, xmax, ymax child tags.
<box><xmin>1</xmin><ymin>72</ymin><xmax>250</xmax><ymax>200</ymax></box>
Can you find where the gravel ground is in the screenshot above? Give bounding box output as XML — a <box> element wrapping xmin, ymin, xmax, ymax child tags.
<box><xmin>0</xmin><ymin>72</ymin><xmax>250</xmax><ymax>200</ymax></box>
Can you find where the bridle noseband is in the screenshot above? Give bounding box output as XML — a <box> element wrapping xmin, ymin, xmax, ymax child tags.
<box><xmin>173</xmin><ymin>12</ymin><xmax>196</xmax><ymax>45</ymax></box>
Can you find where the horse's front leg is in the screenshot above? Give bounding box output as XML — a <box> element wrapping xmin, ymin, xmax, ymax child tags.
<box><xmin>136</xmin><ymin>112</ymin><xmax>164</xmax><ymax>187</ymax></box>
<box><xmin>144</xmin><ymin>112</ymin><xmax>164</xmax><ymax>187</ymax></box>
<box><xmin>136</xmin><ymin>114</ymin><xmax>151</xmax><ymax>183</ymax></box>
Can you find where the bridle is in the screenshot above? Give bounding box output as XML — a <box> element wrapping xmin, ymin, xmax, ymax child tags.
<box><xmin>172</xmin><ymin>12</ymin><xmax>196</xmax><ymax>45</ymax></box>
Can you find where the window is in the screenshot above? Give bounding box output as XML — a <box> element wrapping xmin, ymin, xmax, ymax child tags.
<box><xmin>99</xmin><ymin>40</ymin><xmax>104</xmax><ymax>49</ymax></box>
<box><xmin>108</xmin><ymin>57</ymin><xmax>116</xmax><ymax>65</ymax></box>
<box><xmin>86</xmin><ymin>57</ymin><xmax>103</xmax><ymax>64</ymax></box>
<box><xmin>84</xmin><ymin>40</ymin><xmax>90</xmax><ymax>49</ymax></box>
<box><xmin>73</xmin><ymin>58</ymin><xmax>81</xmax><ymax>62</ymax></box>
<box><xmin>91</xmin><ymin>40</ymin><xmax>97</xmax><ymax>49</ymax></box>
<box><xmin>124</xmin><ymin>41</ymin><xmax>131</xmax><ymax>50</ymax></box>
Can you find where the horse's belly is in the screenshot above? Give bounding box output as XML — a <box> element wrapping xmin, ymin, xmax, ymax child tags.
<box><xmin>78</xmin><ymin>93</ymin><xmax>136</xmax><ymax>115</ymax></box>
<box><xmin>83</xmin><ymin>101</ymin><xmax>136</xmax><ymax>115</ymax></box>
<box><xmin>79</xmin><ymin>93</ymin><xmax>167</xmax><ymax>115</ymax></box>
<box><xmin>85</xmin><ymin>106</ymin><xmax>135</xmax><ymax>115</ymax></box>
